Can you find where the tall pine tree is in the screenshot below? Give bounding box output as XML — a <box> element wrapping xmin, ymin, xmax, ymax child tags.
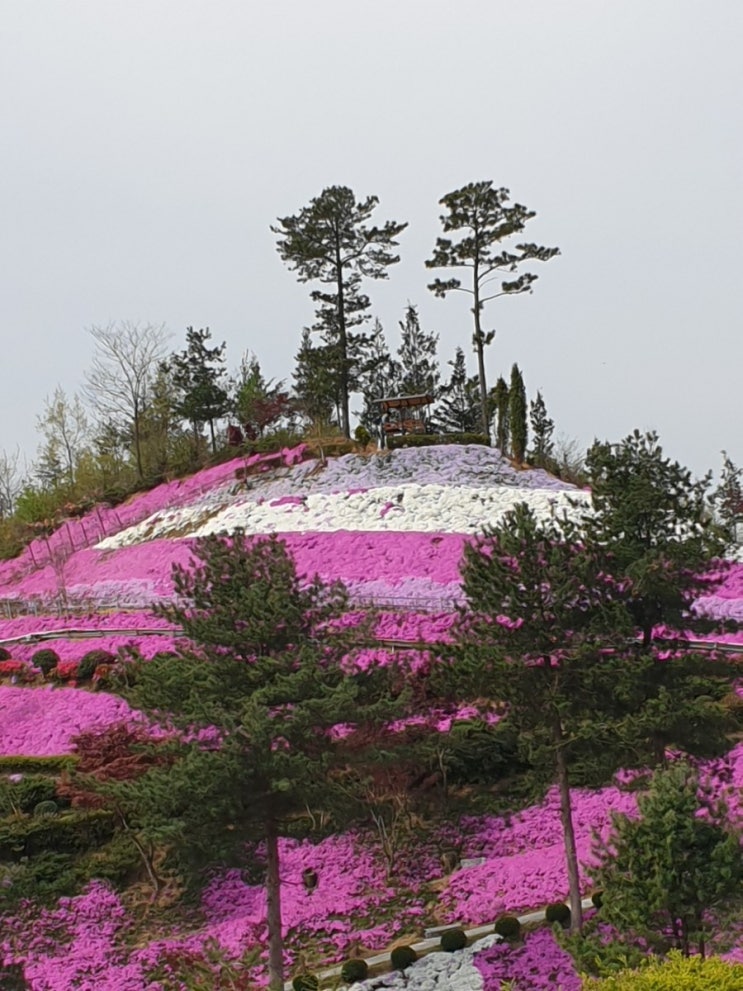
<box><xmin>583</xmin><ymin>430</ymin><xmax>729</xmax><ymax>646</ymax></box>
<box><xmin>115</xmin><ymin>533</ymin><xmax>401</xmax><ymax>990</ymax></box>
<box><xmin>426</xmin><ymin>181</ymin><xmax>558</xmax><ymax>439</ymax></box>
<box><xmin>445</xmin><ymin>503</ymin><xmax>738</xmax><ymax>931</ymax></box>
<box><xmin>168</xmin><ymin>327</ymin><xmax>230</xmax><ymax>454</ymax></box>
<box><xmin>273</xmin><ymin>186</ymin><xmax>407</xmax><ymax>437</ymax></box>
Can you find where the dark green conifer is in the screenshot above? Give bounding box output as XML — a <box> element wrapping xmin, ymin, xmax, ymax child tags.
<box><xmin>508</xmin><ymin>363</ymin><xmax>527</xmax><ymax>463</ymax></box>
<box><xmin>114</xmin><ymin>532</ymin><xmax>401</xmax><ymax>990</ymax></box>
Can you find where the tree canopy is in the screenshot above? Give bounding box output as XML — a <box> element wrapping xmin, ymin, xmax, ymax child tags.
<box><xmin>273</xmin><ymin>186</ymin><xmax>407</xmax><ymax>438</ymax></box>
<box><xmin>426</xmin><ymin>181</ymin><xmax>558</xmax><ymax>439</ymax></box>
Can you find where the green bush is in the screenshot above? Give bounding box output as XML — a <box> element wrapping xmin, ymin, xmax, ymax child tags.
<box><xmin>440</xmin><ymin>928</ymin><xmax>467</xmax><ymax>952</ymax></box>
<box><xmin>340</xmin><ymin>959</ymin><xmax>369</xmax><ymax>983</ymax></box>
<box><xmin>592</xmin><ymin>890</ymin><xmax>604</xmax><ymax>909</ymax></box>
<box><xmin>31</xmin><ymin>649</ymin><xmax>60</xmax><ymax>676</ymax></box>
<box><xmin>0</xmin><ymin>755</ymin><xmax>78</xmax><ymax>775</ymax></box>
<box><xmin>0</xmin><ymin>809</ymin><xmax>114</xmax><ymax>860</ymax></box>
<box><xmin>77</xmin><ymin>649</ymin><xmax>115</xmax><ymax>681</ymax></box>
<box><xmin>0</xmin><ymin>647</ymin><xmax>11</xmax><ymax>661</ymax></box>
<box><xmin>390</xmin><ymin>945</ymin><xmax>418</xmax><ymax>970</ymax></box>
<box><xmin>582</xmin><ymin>950</ymin><xmax>743</xmax><ymax>989</ymax></box>
<box><xmin>32</xmin><ymin>800</ymin><xmax>58</xmax><ymax>818</ymax></box>
<box><xmin>0</xmin><ymin>850</ymin><xmax>84</xmax><ymax>908</ymax></box>
<box><xmin>291</xmin><ymin>976</ymin><xmax>320</xmax><ymax>991</ymax></box>
<box><xmin>443</xmin><ymin>719</ymin><xmax>525</xmax><ymax>786</ymax></box>
<box><xmin>243</xmin><ymin>430</ymin><xmax>305</xmax><ymax>456</ymax></box>
<box><xmin>557</xmin><ymin>921</ymin><xmax>649</xmax><ymax>979</ymax></box>
<box><xmin>545</xmin><ymin>902</ymin><xmax>572</xmax><ymax>928</ymax></box>
<box><xmin>0</xmin><ymin>775</ymin><xmax>58</xmax><ymax>816</ymax></box>
<box><xmin>493</xmin><ymin>914</ymin><xmax>522</xmax><ymax>940</ymax></box>
<box><xmin>354</xmin><ymin>425</ymin><xmax>372</xmax><ymax>447</ymax></box>
<box><xmin>387</xmin><ymin>432</ymin><xmax>490</xmax><ymax>450</ymax></box>
<box><xmin>83</xmin><ymin>833</ymin><xmax>141</xmax><ymax>886</ymax></box>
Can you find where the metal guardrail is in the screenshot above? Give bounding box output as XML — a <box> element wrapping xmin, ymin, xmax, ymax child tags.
<box><xmin>0</xmin><ymin>627</ymin><xmax>181</xmax><ymax>647</ymax></box>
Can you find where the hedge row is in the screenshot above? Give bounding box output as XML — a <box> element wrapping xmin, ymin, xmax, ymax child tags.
<box><xmin>386</xmin><ymin>433</ymin><xmax>490</xmax><ymax>450</ymax></box>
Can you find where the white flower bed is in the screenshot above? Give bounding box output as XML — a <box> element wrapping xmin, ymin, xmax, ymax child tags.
<box><xmin>97</xmin><ymin>484</ymin><xmax>590</xmax><ymax>549</ymax></box>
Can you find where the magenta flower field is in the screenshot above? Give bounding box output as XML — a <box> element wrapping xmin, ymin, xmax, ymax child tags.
<box><xmin>1</xmin><ymin>445</ymin><xmax>742</xmax><ymax>989</ymax></box>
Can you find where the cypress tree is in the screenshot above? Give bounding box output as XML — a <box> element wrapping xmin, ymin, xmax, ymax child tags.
<box><xmin>493</xmin><ymin>376</ymin><xmax>509</xmax><ymax>453</ymax></box>
<box><xmin>509</xmin><ymin>363</ymin><xmax>527</xmax><ymax>463</ymax></box>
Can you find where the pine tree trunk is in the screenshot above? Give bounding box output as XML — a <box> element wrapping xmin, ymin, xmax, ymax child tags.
<box><xmin>472</xmin><ymin>278</ymin><xmax>490</xmax><ymax>442</ymax></box>
<box><xmin>265</xmin><ymin>815</ymin><xmax>284</xmax><ymax>990</ymax></box>
<box><xmin>335</xmin><ymin>246</ymin><xmax>351</xmax><ymax>438</ymax></box>
<box><xmin>553</xmin><ymin>720</ymin><xmax>583</xmax><ymax>931</ymax></box>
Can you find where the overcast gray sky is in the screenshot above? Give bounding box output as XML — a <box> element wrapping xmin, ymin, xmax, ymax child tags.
<box><xmin>2</xmin><ymin>0</ymin><xmax>741</xmax><ymax>479</ymax></box>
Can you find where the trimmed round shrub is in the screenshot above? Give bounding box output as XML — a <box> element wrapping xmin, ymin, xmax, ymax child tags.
<box><xmin>545</xmin><ymin>901</ymin><xmax>571</xmax><ymax>928</ymax></box>
<box><xmin>340</xmin><ymin>959</ymin><xmax>369</xmax><ymax>984</ymax></box>
<box><xmin>77</xmin><ymin>649</ymin><xmax>115</xmax><ymax>681</ymax></box>
<box><xmin>390</xmin><ymin>945</ymin><xmax>418</xmax><ymax>971</ymax></box>
<box><xmin>440</xmin><ymin>928</ymin><xmax>467</xmax><ymax>952</ymax></box>
<box><xmin>291</xmin><ymin>976</ymin><xmax>319</xmax><ymax>991</ymax></box>
<box><xmin>493</xmin><ymin>914</ymin><xmax>521</xmax><ymax>940</ymax></box>
<box><xmin>32</xmin><ymin>649</ymin><xmax>60</xmax><ymax>677</ymax></box>
<box><xmin>0</xmin><ymin>647</ymin><xmax>11</xmax><ymax>661</ymax></box>
<box><xmin>33</xmin><ymin>800</ymin><xmax>59</xmax><ymax>818</ymax></box>
<box><xmin>591</xmin><ymin>890</ymin><xmax>604</xmax><ymax>909</ymax></box>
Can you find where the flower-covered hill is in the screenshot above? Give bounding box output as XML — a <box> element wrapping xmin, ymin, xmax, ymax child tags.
<box><xmin>0</xmin><ymin>444</ymin><xmax>586</xmax><ymax>612</ymax></box>
<box><xmin>2</xmin><ymin>442</ymin><xmax>743</xmax><ymax>989</ymax></box>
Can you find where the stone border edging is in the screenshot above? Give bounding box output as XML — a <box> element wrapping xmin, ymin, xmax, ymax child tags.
<box><xmin>283</xmin><ymin>897</ymin><xmax>595</xmax><ymax>989</ymax></box>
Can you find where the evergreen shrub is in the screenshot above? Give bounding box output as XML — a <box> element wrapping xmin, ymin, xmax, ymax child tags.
<box><xmin>440</xmin><ymin>928</ymin><xmax>467</xmax><ymax>952</ymax></box>
<box><xmin>243</xmin><ymin>430</ymin><xmax>305</xmax><ymax>455</ymax></box>
<box><xmin>493</xmin><ymin>914</ymin><xmax>521</xmax><ymax>940</ymax></box>
<box><xmin>340</xmin><ymin>959</ymin><xmax>369</xmax><ymax>983</ymax></box>
<box><xmin>0</xmin><ymin>809</ymin><xmax>114</xmax><ymax>859</ymax></box>
<box><xmin>0</xmin><ymin>755</ymin><xmax>78</xmax><ymax>775</ymax></box>
<box><xmin>0</xmin><ymin>775</ymin><xmax>58</xmax><ymax>816</ymax></box>
<box><xmin>354</xmin><ymin>425</ymin><xmax>372</xmax><ymax>447</ymax></box>
<box><xmin>387</xmin><ymin>432</ymin><xmax>489</xmax><ymax>450</ymax></box>
<box><xmin>77</xmin><ymin>649</ymin><xmax>115</xmax><ymax>681</ymax></box>
<box><xmin>390</xmin><ymin>945</ymin><xmax>418</xmax><ymax>970</ymax></box>
<box><xmin>545</xmin><ymin>902</ymin><xmax>572</xmax><ymax>928</ymax></box>
<box><xmin>32</xmin><ymin>649</ymin><xmax>60</xmax><ymax>676</ymax></box>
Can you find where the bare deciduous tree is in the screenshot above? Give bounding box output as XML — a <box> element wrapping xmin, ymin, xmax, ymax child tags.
<box><xmin>36</xmin><ymin>387</ymin><xmax>89</xmax><ymax>488</ymax></box>
<box><xmin>83</xmin><ymin>322</ymin><xmax>171</xmax><ymax>480</ymax></box>
<box><xmin>0</xmin><ymin>448</ymin><xmax>25</xmax><ymax>519</ymax></box>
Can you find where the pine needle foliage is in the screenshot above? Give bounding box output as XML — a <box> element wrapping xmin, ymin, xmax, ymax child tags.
<box><xmin>583</xmin><ymin>430</ymin><xmax>729</xmax><ymax>646</ymax></box>
<box><xmin>117</xmin><ymin>531</ymin><xmax>403</xmax><ymax>990</ymax></box>
<box><xmin>590</xmin><ymin>762</ymin><xmax>742</xmax><ymax>957</ymax></box>
<box><xmin>447</xmin><ymin>503</ymin><xmax>739</xmax><ymax>932</ymax></box>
